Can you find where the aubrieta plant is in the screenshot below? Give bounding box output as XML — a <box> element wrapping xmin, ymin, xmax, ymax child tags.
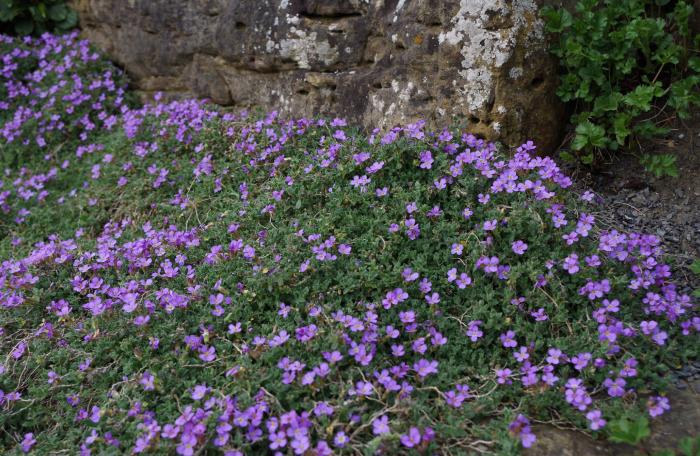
<box><xmin>542</xmin><ymin>0</ymin><xmax>700</xmax><ymax>176</ymax></box>
<box><xmin>0</xmin><ymin>33</ymin><xmax>698</xmax><ymax>455</ymax></box>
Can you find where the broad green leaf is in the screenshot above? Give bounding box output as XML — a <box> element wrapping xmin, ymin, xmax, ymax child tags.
<box><xmin>48</xmin><ymin>3</ymin><xmax>67</xmax><ymax>21</ymax></box>
<box><xmin>593</xmin><ymin>92</ymin><xmax>622</xmax><ymax>113</ymax></box>
<box><xmin>573</xmin><ymin>120</ymin><xmax>606</xmax><ymax>151</ymax></box>
<box><xmin>624</xmin><ymin>84</ymin><xmax>661</xmax><ymax>112</ymax></box>
<box><xmin>608</xmin><ymin>417</ymin><xmax>650</xmax><ymax>445</ymax></box>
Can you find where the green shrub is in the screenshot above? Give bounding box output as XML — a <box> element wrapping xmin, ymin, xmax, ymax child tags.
<box><xmin>542</xmin><ymin>0</ymin><xmax>700</xmax><ymax>176</ymax></box>
<box><xmin>0</xmin><ymin>0</ymin><xmax>77</xmax><ymax>36</ymax></box>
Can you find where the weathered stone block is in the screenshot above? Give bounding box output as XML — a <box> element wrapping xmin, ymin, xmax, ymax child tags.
<box><xmin>73</xmin><ymin>0</ymin><xmax>573</xmax><ymax>152</ymax></box>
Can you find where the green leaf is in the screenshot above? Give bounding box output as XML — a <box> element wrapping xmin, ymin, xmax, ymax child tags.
<box><xmin>668</xmin><ymin>76</ymin><xmax>700</xmax><ymax>119</ymax></box>
<box><xmin>58</xmin><ymin>9</ymin><xmax>78</xmax><ymax>29</ymax></box>
<box><xmin>593</xmin><ymin>92</ymin><xmax>623</xmax><ymax>113</ymax></box>
<box><xmin>0</xmin><ymin>0</ymin><xmax>16</xmax><ymax>22</ymax></box>
<box><xmin>572</xmin><ymin>120</ymin><xmax>606</xmax><ymax>151</ymax></box>
<box><xmin>690</xmin><ymin>260</ymin><xmax>700</xmax><ymax>275</ymax></box>
<box><xmin>612</xmin><ymin>113</ymin><xmax>631</xmax><ymax>145</ymax></box>
<box><xmin>607</xmin><ymin>416</ymin><xmax>650</xmax><ymax>445</ymax></box>
<box><xmin>679</xmin><ymin>435</ymin><xmax>700</xmax><ymax>456</ymax></box>
<box><xmin>634</xmin><ymin>120</ymin><xmax>671</xmax><ymax>140</ymax></box>
<box><xmin>37</xmin><ymin>2</ymin><xmax>48</xmax><ymax>19</ymax></box>
<box><xmin>559</xmin><ymin>151</ymin><xmax>576</xmax><ymax>163</ymax></box>
<box><xmin>624</xmin><ymin>84</ymin><xmax>662</xmax><ymax>112</ymax></box>
<box><xmin>689</xmin><ymin>57</ymin><xmax>700</xmax><ymax>73</ymax></box>
<box><xmin>640</xmin><ymin>154</ymin><xmax>678</xmax><ymax>178</ymax></box>
<box><xmin>48</xmin><ymin>3</ymin><xmax>68</xmax><ymax>21</ymax></box>
<box><xmin>542</xmin><ymin>7</ymin><xmax>572</xmax><ymax>33</ymax></box>
<box><xmin>14</xmin><ymin>18</ymin><xmax>34</xmax><ymax>35</ymax></box>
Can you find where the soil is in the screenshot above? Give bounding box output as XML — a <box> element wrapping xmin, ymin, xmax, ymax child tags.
<box><xmin>523</xmin><ymin>116</ymin><xmax>700</xmax><ymax>455</ymax></box>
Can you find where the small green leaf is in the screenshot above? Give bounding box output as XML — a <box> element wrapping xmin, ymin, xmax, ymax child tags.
<box><xmin>689</xmin><ymin>57</ymin><xmax>700</xmax><ymax>73</ymax></box>
<box><xmin>690</xmin><ymin>260</ymin><xmax>700</xmax><ymax>275</ymax></box>
<box><xmin>559</xmin><ymin>151</ymin><xmax>576</xmax><ymax>163</ymax></box>
<box><xmin>678</xmin><ymin>435</ymin><xmax>700</xmax><ymax>456</ymax></box>
<box><xmin>640</xmin><ymin>154</ymin><xmax>678</xmax><ymax>178</ymax></box>
<box><xmin>612</xmin><ymin>113</ymin><xmax>631</xmax><ymax>145</ymax></box>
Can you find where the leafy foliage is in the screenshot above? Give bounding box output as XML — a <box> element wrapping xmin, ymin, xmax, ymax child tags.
<box><xmin>542</xmin><ymin>0</ymin><xmax>700</xmax><ymax>174</ymax></box>
<box><xmin>607</xmin><ymin>415</ymin><xmax>651</xmax><ymax>444</ymax></box>
<box><xmin>0</xmin><ymin>0</ymin><xmax>77</xmax><ymax>36</ymax></box>
<box><xmin>639</xmin><ymin>153</ymin><xmax>679</xmax><ymax>177</ymax></box>
<box><xmin>0</xmin><ymin>34</ymin><xmax>697</xmax><ymax>455</ymax></box>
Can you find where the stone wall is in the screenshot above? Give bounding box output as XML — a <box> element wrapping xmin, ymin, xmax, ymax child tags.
<box><xmin>73</xmin><ymin>0</ymin><xmax>574</xmax><ymax>152</ymax></box>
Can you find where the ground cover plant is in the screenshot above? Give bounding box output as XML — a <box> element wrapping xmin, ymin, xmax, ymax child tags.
<box><xmin>0</xmin><ymin>33</ymin><xmax>698</xmax><ymax>455</ymax></box>
<box><xmin>542</xmin><ymin>0</ymin><xmax>700</xmax><ymax>176</ymax></box>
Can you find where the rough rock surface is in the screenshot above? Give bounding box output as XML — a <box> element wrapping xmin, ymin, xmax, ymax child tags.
<box><xmin>72</xmin><ymin>0</ymin><xmax>570</xmax><ymax>151</ymax></box>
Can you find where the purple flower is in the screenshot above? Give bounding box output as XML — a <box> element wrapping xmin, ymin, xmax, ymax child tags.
<box><xmin>414</xmin><ymin>359</ymin><xmax>438</xmax><ymax>378</ymax></box>
<box><xmin>376</xmin><ymin>187</ymin><xmax>389</xmax><ymax>197</ymax></box>
<box><xmin>586</xmin><ymin>410</ymin><xmax>606</xmax><ymax>430</ymax></box>
<box><xmin>419</xmin><ymin>150</ymin><xmax>433</xmax><ymax>169</ymax></box>
<box><xmin>177</xmin><ymin>433</ymin><xmax>197</xmax><ymax>456</ymax></box>
<box><xmin>90</xmin><ymin>405</ymin><xmax>101</xmax><ymax>423</ymax></box>
<box><xmin>514</xmin><ymin>346</ymin><xmax>529</xmax><ymax>362</ymax></box>
<box><xmin>562</xmin><ymin>253</ymin><xmax>580</xmax><ymax>274</ymax></box>
<box><xmin>21</xmin><ymin>433</ymin><xmax>36</xmax><ymax>453</ymax></box>
<box><xmin>404</xmin><ymin>218</ymin><xmax>421</xmax><ymax>240</ymax></box>
<box><xmin>372</xmin><ymin>415</ymin><xmax>390</xmax><ymax>435</ymax></box>
<box><xmin>333</xmin><ymin>431</ymin><xmax>349</xmax><ymax>448</ymax></box>
<box><xmin>466</xmin><ymin>320</ymin><xmax>483</xmax><ymax>342</ymax></box>
<box><xmin>402</xmin><ymin>268</ymin><xmax>419</xmax><ymax>282</ymax></box>
<box><xmin>140</xmin><ymin>372</ymin><xmax>155</xmax><ymax>391</ymax></box>
<box><xmin>352</xmin><ymin>381</ymin><xmax>374</xmax><ymax>396</ymax></box>
<box><xmin>512</xmin><ymin>240</ymin><xmax>528</xmax><ymax>255</ymax></box>
<box><xmin>603</xmin><ymin>377</ymin><xmax>626</xmax><ymax>397</ymax></box>
<box><xmin>425</xmin><ymin>292</ymin><xmax>440</xmax><ymax>305</ymax></box>
<box><xmin>500</xmin><ymin>330</ymin><xmax>517</xmax><ymax>348</ymax></box>
<box><xmin>509</xmin><ymin>415</ymin><xmax>536</xmax><ymax>448</ymax></box>
<box><xmin>483</xmin><ymin>219</ymin><xmax>497</xmax><ymax>231</ymax></box>
<box><xmin>571</xmin><ymin>352</ymin><xmax>591</xmax><ymax>371</ymax></box>
<box><xmin>456</xmin><ymin>273</ymin><xmax>472</xmax><ymax>288</ymax></box>
<box><xmin>191</xmin><ymin>384</ymin><xmax>208</xmax><ymax>400</ymax></box>
<box><xmin>648</xmin><ymin>396</ymin><xmax>670</xmax><ymax>417</ymax></box>
<box><xmin>269</xmin><ymin>431</ymin><xmax>287</xmax><ymax>450</ymax></box>
<box><xmin>400</xmin><ymin>427</ymin><xmax>421</xmax><ymax>448</ymax></box>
